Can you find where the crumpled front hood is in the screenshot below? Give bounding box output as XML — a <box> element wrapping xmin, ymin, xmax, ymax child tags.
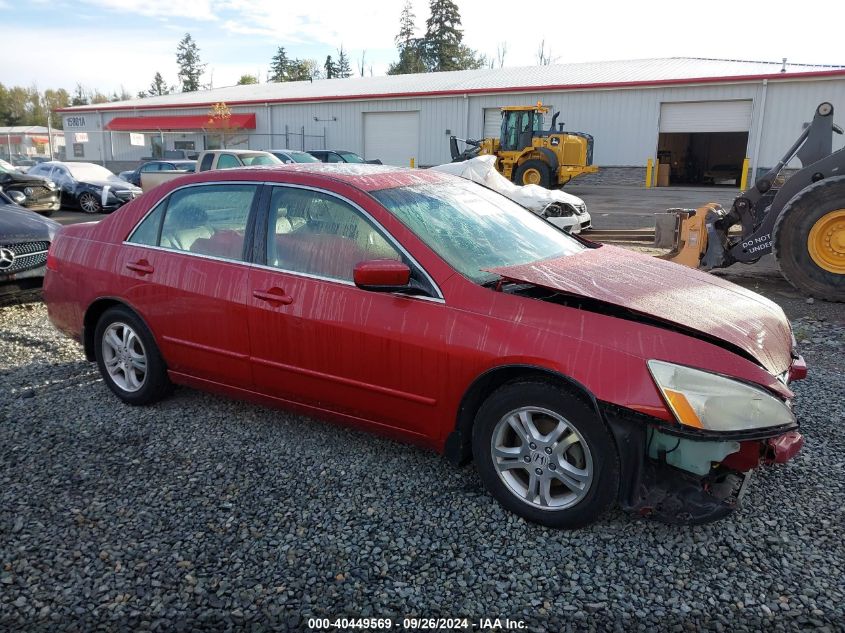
<box><xmin>0</xmin><ymin>172</ymin><xmax>52</xmax><ymax>187</ymax></box>
<box><xmin>488</xmin><ymin>245</ymin><xmax>793</xmax><ymax>375</ymax></box>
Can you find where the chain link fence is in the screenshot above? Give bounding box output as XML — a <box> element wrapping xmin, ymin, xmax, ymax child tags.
<box><xmin>62</xmin><ymin>129</ymin><xmax>328</xmax><ymax>173</ymax></box>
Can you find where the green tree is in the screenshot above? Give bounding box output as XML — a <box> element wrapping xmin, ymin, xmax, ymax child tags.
<box><xmin>269</xmin><ymin>46</ymin><xmax>290</xmax><ymax>82</ymax></box>
<box><xmin>176</xmin><ymin>33</ymin><xmax>206</xmax><ymax>92</ymax></box>
<box><xmin>237</xmin><ymin>74</ymin><xmax>259</xmax><ymax>85</ymax></box>
<box><xmin>145</xmin><ymin>72</ymin><xmax>171</xmax><ymax>97</ymax></box>
<box><xmin>422</xmin><ymin>0</ymin><xmax>484</xmax><ymax>72</ymax></box>
<box><xmin>71</xmin><ymin>83</ymin><xmax>88</xmax><ymax>106</ymax></box>
<box><xmin>336</xmin><ymin>46</ymin><xmax>352</xmax><ymax>78</ymax></box>
<box><xmin>388</xmin><ymin>0</ymin><xmax>427</xmax><ymax>75</ymax></box>
<box><xmin>324</xmin><ymin>55</ymin><xmax>338</xmax><ymax>79</ymax></box>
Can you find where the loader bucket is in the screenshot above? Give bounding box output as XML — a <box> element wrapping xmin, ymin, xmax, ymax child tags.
<box><xmin>656</xmin><ymin>203</ymin><xmax>722</xmax><ymax>268</ymax></box>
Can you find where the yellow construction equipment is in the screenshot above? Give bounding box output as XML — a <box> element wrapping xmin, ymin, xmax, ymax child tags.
<box><xmin>450</xmin><ymin>102</ymin><xmax>598</xmax><ymax>188</ymax></box>
<box><xmin>644</xmin><ymin>103</ymin><xmax>845</xmax><ymax>302</ymax></box>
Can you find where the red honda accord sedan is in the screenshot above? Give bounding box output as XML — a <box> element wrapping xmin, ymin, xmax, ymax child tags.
<box><xmin>44</xmin><ymin>164</ymin><xmax>807</xmax><ymax>528</ymax></box>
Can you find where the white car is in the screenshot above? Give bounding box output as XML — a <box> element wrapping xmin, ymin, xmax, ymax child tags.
<box><xmin>431</xmin><ymin>155</ymin><xmax>591</xmax><ymax>233</ymax></box>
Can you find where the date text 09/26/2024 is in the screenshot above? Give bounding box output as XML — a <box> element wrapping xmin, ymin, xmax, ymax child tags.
<box><xmin>307</xmin><ymin>617</ymin><xmax>527</xmax><ymax>630</ymax></box>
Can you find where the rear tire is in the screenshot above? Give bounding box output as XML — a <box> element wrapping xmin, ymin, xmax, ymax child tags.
<box><xmin>94</xmin><ymin>306</ymin><xmax>172</xmax><ymax>405</ymax></box>
<box><xmin>773</xmin><ymin>176</ymin><xmax>845</xmax><ymax>302</ymax></box>
<box><xmin>514</xmin><ymin>160</ymin><xmax>551</xmax><ymax>188</ymax></box>
<box><xmin>472</xmin><ymin>380</ymin><xmax>619</xmax><ymax>529</ymax></box>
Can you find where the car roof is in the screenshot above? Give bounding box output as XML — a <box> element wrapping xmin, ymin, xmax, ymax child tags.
<box><xmin>177</xmin><ymin>163</ymin><xmax>455</xmax><ymax>192</ymax></box>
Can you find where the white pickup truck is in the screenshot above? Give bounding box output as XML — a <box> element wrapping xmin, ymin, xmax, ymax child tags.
<box><xmin>139</xmin><ymin>150</ymin><xmax>282</xmax><ymax>191</ymax></box>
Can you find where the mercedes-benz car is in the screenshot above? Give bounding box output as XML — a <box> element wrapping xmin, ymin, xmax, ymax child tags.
<box><xmin>1</xmin><ymin>190</ymin><xmax>60</xmax><ymax>299</ymax></box>
<box><xmin>0</xmin><ymin>159</ymin><xmax>60</xmax><ymax>215</ymax></box>
<box><xmin>27</xmin><ymin>161</ymin><xmax>141</xmax><ymax>214</ymax></box>
<box><xmin>43</xmin><ymin>164</ymin><xmax>806</xmax><ymax>529</ymax></box>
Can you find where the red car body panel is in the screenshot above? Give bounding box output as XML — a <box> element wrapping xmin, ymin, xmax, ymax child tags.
<box><xmin>44</xmin><ymin>166</ymin><xmax>802</xmax><ymax>456</ymax></box>
<box><xmin>488</xmin><ymin>246</ymin><xmax>793</xmax><ymax>376</ymax></box>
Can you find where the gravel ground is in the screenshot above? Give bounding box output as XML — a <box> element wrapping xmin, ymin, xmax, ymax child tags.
<box><xmin>1</xmin><ymin>292</ymin><xmax>844</xmax><ymax>632</ymax></box>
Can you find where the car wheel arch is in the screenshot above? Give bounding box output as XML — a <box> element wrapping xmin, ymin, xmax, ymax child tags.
<box><xmin>83</xmin><ymin>298</ymin><xmax>156</xmax><ymax>362</ymax></box>
<box><xmin>444</xmin><ymin>364</ymin><xmax>604</xmax><ymax>467</ymax></box>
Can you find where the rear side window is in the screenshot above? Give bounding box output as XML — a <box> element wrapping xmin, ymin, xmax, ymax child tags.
<box><xmin>128</xmin><ymin>184</ymin><xmax>257</xmax><ymax>262</ymax></box>
<box><xmin>199</xmin><ymin>154</ymin><xmax>214</xmax><ymax>171</ymax></box>
<box><xmin>128</xmin><ymin>201</ymin><xmax>166</xmax><ymax>245</ymax></box>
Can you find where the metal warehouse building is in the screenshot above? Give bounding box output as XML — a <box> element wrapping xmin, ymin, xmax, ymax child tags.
<box><xmin>56</xmin><ymin>57</ymin><xmax>845</xmax><ymax>185</ymax></box>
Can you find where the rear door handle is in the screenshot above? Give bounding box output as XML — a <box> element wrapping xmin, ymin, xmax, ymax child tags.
<box><xmin>126</xmin><ymin>260</ymin><xmax>154</xmax><ymax>275</ymax></box>
<box><xmin>253</xmin><ymin>289</ymin><xmax>293</xmax><ymax>305</ymax></box>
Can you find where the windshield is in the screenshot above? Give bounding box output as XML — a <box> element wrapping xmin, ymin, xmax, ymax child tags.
<box><xmin>372</xmin><ymin>179</ymin><xmax>585</xmax><ymax>283</ymax></box>
<box><xmin>66</xmin><ymin>163</ymin><xmax>120</xmax><ymax>181</ymax></box>
<box><xmin>290</xmin><ymin>152</ymin><xmax>319</xmax><ymax>163</ymax></box>
<box><xmin>0</xmin><ymin>159</ymin><xmax>18</xmax><ymax>173</ymax></box>
<box><xmin>241</xmin><ymin>153</ymin><xmax>282</xmax><ymax>166</ymax></box>
<box><xmin>338</xmin><ymin>151</ymin><xmax>365</xmax><ymax>163</ymax></box>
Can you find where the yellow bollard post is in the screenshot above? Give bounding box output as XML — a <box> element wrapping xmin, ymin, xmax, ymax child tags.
<box><xmin>740</xmin><ymin>157</ymin><xmax>750</xmax><ymax>190</ymax></box>
<box><xmin>410</xmin><ymin>157</ymin><xmax>415</xmax><ymax>169</ymax></box>
<box><xmin>645</xmin><ymin>159</ymin><xmax>653</xmax><ymax>188</ymax></box>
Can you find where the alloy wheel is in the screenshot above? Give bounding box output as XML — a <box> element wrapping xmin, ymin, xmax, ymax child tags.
<box><xmin>490</xmin><ymin>406</ymin><xmax>593</xmax><ymax>510</ymax></box>
<box><xmin>79</xmin><ymin>193</ymin><xmax>100</xmax><ymax>214</ymax></box>
<box><xmin>101</xmin><ymin>322</ymin><xmax>147</xmax><ymax>392</ymax></box>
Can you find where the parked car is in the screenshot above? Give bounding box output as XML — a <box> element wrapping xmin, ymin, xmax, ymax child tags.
<box><xmin>27</xmin><ymin>161</ymin><xmax>142</xmax><ymax>214</ymax></box>
<box><xmin>119</xmin><ymin>160</ymin><xmax>196</xmax><ymax>187</ymax></box>
<box><xmin>140</xmin><ymin>150</ymin><xmax>281</xmax><ymax>192</ymax></box>
<box><xmin>0</xmin><ymin>158</ymin><xmax>60</xmax><ymax>216</ymax></box>
<box><xmin>0</xmin><ymin>190</ymin><xmax>60</xmax><ymax>299</ymax></box>
<box><xmin>267</xmin><ymin>149</ymin><xmax>320</xmax><ymax>164</ymax></box>
<box><xmin>43</xmin><ymin>164</ymin><xmax>806</xmax><ymax>529</ymax></box>
<box><xmin>308</xmin><ymin>149</ymin><xmax>382</xmax><ymax>164</ymax></box>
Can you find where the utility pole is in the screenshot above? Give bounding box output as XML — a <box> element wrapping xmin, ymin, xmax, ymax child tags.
<box><xmin>47</xmin><ymin>111</ymin><xmax>54</xmax><ymax>159</ymax></box>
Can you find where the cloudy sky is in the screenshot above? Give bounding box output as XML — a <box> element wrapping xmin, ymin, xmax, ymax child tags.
<box><xmin>2</xmin><ymin>0</ymin><xmax>843</xmax><ymax>95</ymax></box>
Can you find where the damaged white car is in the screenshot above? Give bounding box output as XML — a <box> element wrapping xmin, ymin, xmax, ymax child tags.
<box><xmin>431</xmin><ymin>155</ymin><xmax>592</xmax><ymax>233</ymax></box>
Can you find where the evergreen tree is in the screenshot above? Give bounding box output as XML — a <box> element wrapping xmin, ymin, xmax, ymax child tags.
<box><xmin>422</xmin><ymin>0</ymin><xmax>484</xmax><ymax>72</ymax></box>
<box><xmin>336</xmin><ymin>46</ymin><xmax>352</xmax><ymax>78</ymax></box>
<box><xmin>387</xmin><ymin>0</ymin><xmax>427</xmax><ymax>75</ymax></box>
<box><xmin>269</xmin><ymin>47</ymin><xmax>290</xmax><ymax>82</ymax></box>
<box><xmin>176</xmin><ymin>33</ymin><xmax>205</xmax><ymax>92</ymax></box>
<box><xmin>147</xmin><ymin>72</ymin><xmax>170</xmax><ymax>96</ymax></box>
<box><xmin>324</xmin><ymin>55</ymin><xmax>338</xmax><ymax>79</ymax></box>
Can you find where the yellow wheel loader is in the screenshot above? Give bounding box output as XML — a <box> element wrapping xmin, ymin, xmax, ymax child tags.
<box><xmin>449</xmin><ymin>103</ymin><xmax>598</xmax><ymax>188</ymax></box>
<box><xmin>656</xmin><ymin>102</ymin><xmax>845</xmax><ymax>302</ymax></box>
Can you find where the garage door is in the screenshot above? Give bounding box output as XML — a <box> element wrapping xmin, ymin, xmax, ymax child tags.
<box><xmin>363</xmin><ymin>111</ymin><xmax>419</xmax><ymax>167</ymax></box>
<box><xmin>659</xmin><ymin>100</ymin><xmax>752</xmax><ymax>133</ymax></box>
<box><xmin>483</xmin><ymin>108</ymin><xmax>503</xmax><ymax>139</ymax></box>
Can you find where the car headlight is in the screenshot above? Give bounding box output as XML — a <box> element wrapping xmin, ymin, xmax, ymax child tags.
<box><xmin>46</xmin><ymin>181</ymin><xmax>56</xmax><ymax>190</ymax></box>
<box><xmin>647</xmin><ymin>360</ymin><xmax>794</xmax><ymax>432</ymax></box>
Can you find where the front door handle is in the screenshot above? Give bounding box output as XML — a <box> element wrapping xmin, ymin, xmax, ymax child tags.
<box><xmin>253</xmin><ymin>288</ymin><xmax>293</xmax><ymax>305</ymax></box>
<box><xmin>126</xmin><ymin>260</ymin><xmax>154</xmax><ymax>275</ymax></box>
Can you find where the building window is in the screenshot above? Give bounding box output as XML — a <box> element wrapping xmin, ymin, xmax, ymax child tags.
<box><xmin>72</xmin><ymin>143</ymin><xmax>84</xmax><ymax>158</ymax></box>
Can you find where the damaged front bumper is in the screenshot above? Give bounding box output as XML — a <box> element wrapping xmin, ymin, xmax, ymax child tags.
<box><xmin>602</xmin><ymin>403</ymin><xmax>803</xmax><ymax>525</ymax></box>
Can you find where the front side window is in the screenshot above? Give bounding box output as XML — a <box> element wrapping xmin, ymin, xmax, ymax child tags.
<box><xmin>326</xmin><ymin>153</ymin><xmax>343</xmax><ymax>163</ymax></box>
<box><xmin>216</xmin><ymin>154</ymin><xmax>241</xmax><ymax>170</ymax></box>
<box><xmin>129</xmin><ymin>184</ymin><xmax>257</xmax><ymax>261</ymax></box>
<box><xmin>337</xmin><ymin>151</ymin><xmax>365</xmax><ymax>164</ymax></box>
<box><xmin>371</xmin><ymin>179</ymin><xmax>585</xmax><ymax>284</ymax></box>
<box><xmin>266</xmin><ymin>186</ymin><xmax>400</xmax><ymax>281</ymax></box>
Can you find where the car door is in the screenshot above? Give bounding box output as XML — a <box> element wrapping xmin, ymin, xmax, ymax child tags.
<box><xmin>247</xmin><ymin>184</ymin><xmax>449</xmax><ymax>437</ymax></box>
<box><xmin>49</xmin><ymin>166</ymin><xmax>74</xmax><ymax>205</ymax></box>
<box><xmin>121</xmin><ymin>182</ymin><xmax>261</xmax><ymax>388</ymax></box>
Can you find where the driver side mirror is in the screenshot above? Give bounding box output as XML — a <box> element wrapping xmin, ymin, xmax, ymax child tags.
<box><xmin>353</xmin><ymin>259</ymin><xmax>411</xmax><ymax>291</ymax></box>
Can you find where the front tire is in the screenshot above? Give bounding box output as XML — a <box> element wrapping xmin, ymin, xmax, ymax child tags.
<box><xmin>472</xmin><ymin>380</ymin><xmax>619</xmax><ymax>529</ymax></box>
<box><xmin>773</xmin><ymin>176</ymin><xmax>845</xmax><ymax>302</ymax></box>
<box><xmin>78</xmin><ymin>192</ymin><xmax>102</xmax><ymax>214</ymax></box>
<box><xmin>514</xmin><ymin>160</ymin><xmax>551</xmax><ymax>188</ymax></box>
<box><xmin>94</xmin><ymin>306</ymin><xmax>172</xmax><ymax>405</ymax></box>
